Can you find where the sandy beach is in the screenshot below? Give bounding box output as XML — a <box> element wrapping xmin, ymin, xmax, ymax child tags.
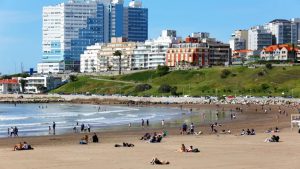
<box><xmin>0</xmin><ymin>103</ymin><xmax>299</xmax><ymax>169</ymax></box>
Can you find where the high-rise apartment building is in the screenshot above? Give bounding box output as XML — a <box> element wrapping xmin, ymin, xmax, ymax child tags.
<box><xmin>248</xmin><ymin>26</ymin><xmax>272</xmax><ymax>52</ymax></box>
<box><xmin>229</xmin><ymin>30</ymin><xmax>248</xmax><ymax>51</ymax></box>
<box><xmin>266</xmin><ymin>19</ymin><xmax>298</xmax><ymax>45</ymax></box>
<box><xmin>38</xmin><ymin>0</ymin><xmax>148</xmax><ymax>74</ymax></box>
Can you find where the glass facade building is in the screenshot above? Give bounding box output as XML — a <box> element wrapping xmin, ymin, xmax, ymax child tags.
<box><xmin>39</xmin><ymin>0</ymin><xmax>148</xmax><ymax>73</ymax></box>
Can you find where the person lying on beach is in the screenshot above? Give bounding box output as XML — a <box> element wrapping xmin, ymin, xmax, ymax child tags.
<box><xmin>150</xmin><ymin>157</ymin><xmax>170</xmax><ymax>165</ymax></box>
<box><xmin>178</xmin><ymin>144</ymin><xmax>200</xmax><ymax>153</ymax></box>
<box><xmin>187</xmin><ymin>146</ymin><xmax>200</xmax><ymax>153</ymax></box>
<box><xmin>80</xmin><ymin>135</ymin><xmax>89</xmax><ymax>144</ymax></box>
<box><xmin>92</xmin><ymin>133</ymin><xmax>99</xmax><ymax>143</ymax></box>
<box><xmin>13</xmin><ymin>142</ymin><xmax>33</xmax><ymax>151</ymax></box>
<box><xmin>264</xmin><ymin>135</ymin><xmax>280</xmax><ymax>143</ymax></box>
<box><xmin>149</xmin><ymin>134</ymin><xmax>163</xmax><ymax>143</ymax></box>
<box><xmin>114</xmin><ymin>142</ymin><xmax>134</xmax><ymax>147</ymax></box>
<box><xmin>140</xmin><ymin>133</ymin><xmax>151</xmax><ymax>140</ymax></box>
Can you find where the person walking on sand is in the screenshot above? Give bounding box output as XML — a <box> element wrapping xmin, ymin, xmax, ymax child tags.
<box><xmin>49</xmin><ymin>126</ymin><xmax>51</xmax><ymax>134</ymax></box>
<box><xmin>52</xmin><ymin>122</ymin><xmax>56</xmax><ymax>135</ymax></box>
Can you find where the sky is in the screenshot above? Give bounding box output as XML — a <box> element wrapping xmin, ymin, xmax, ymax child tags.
<box><xmin>0</xmin><ymin>0</ymin><xmax>299</xmax><ymax>75</ymax></box>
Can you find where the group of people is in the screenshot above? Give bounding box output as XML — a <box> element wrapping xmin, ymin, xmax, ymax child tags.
<box><xmin>8</xmin><ymin>126</ymin><xmax>18</xmax><ymax>137</ymax></box>
<box><xmin>73</xmin><ymin>123</ymin><xmax>91</xmax><ymax>133</ymax></box>
<box><xmin>265</xmin><ymin>135</ymin><xmax>280</xmax><ymax>143</ymax></box>
<box><xmin>79</xmin><ymin>133</ymin><xmax>99</xmax><ymax>144</ymax></box>
<box><xmin>13</xmin><ymin>142</ymin><xmax>33</xmax><ymax>151</ymax></box>
<box><xmin>265</xmin><ymin>127</ymin><xmax>280</xmax><ymax>133</ymax></box>
<box><xmin>241</xmin><ymin>129</ymin><xmax>256</xmax><ymax>136</ymax></box>
<box><xmin>181</xmin><ymin>123</ymin><xmax>195</xmax><ymax>135</ymax></box>
<box><xmin>178</xmin><ymin>144</ymin><xmax>200</xmax><ymax>153</ymax></box>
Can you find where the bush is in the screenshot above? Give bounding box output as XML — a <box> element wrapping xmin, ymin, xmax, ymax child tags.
<box><xmin>69</xmin><ymin>75</ymin><xmax>78</xmax><ymax>82</ymax></box>
<box><xmin>260</xmin><ymin>83</ymin><xmax>270</xmax><ymax>91</ymax></box>
<box><xmin>265</xmin><ymin>63</ymin><xmax>273</xmax><ymax>69</ymax></box>
<box><xmin>257</xmin><ymin>71</ymin><xmax>264</xmax><ymax>76</ymax></box>
<box><xmin>220</xmin><ymin>69</ymin><xmax>231</xmax><ymax>79</ymax></box>
<box><xmin>135</xmin><ymin>84</ymin><xmax>152</xmax><ymax>92</ymax></box>
<box><xmin>158</xmin><ymin>84</ymin><xmax>172</xmax><ymax>93</ymax></box>
<box><xmin>158</xmin><ymin>84</ymin><xmax>178</xmax><ymax>95</ymax></box>
<box><xmin>156</xmin><ymin>65</ymin><xmax>169</xmax><ymax>77</ymax></box>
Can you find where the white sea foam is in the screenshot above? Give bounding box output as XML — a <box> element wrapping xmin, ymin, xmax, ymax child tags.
<box><xmin>76</xmin><ymin>117</ymin><xmax>106</xmax><ymax>122</ymax></box>
<box><xmin>0</xmin><ymin>116</ymin><xmax>29</xmax><ymax>121</ymax></box>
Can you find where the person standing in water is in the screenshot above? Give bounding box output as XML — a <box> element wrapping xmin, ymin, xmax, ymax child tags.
<box><xmin>52</xmin><ymin>122</ymin><xmax>56</xmax><ymax>135</ymax></box>
<box><xmin>141</xmin><ymin>119</ymin><xmax>144</xmax><ymax>127</ymax></box>
<box><xmin>146</xmin><ymin>119</ymin><xmax>149</xmax><ymax>127</ymax></box>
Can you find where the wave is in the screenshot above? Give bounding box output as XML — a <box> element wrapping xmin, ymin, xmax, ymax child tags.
<box><xmin>76</xmin><ymin>117</ymin><xmax>106</xmax><ymax>122</ymax></box>
<box><xmin>0</xmin><ymin>116</ymin><xmax>29</xmax><ymax>121</ymax></box>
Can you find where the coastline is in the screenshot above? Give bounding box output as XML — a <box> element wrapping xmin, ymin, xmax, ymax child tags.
<box><xmin>0</xmin><ymin>99</ymin><xmax>299</xmax><ymax>169</ymax></box>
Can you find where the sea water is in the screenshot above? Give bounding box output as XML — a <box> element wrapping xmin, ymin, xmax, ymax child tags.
<box><xmin>0</xmin><ymin>103</ymin><xmax>186</xmax><ymax>137</ymax></box>
<box><xmin>0</xmin><ymin>103</ymin><xmax>230</xmax><ymax>137</ymax></box>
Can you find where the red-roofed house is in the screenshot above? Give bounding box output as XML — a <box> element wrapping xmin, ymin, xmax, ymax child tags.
<box><xmin>0</xmin><ymin>78</ymin><xmax>20</xmax><ymax>94</ymax></box>
<box><xmin>260</xmin><ymin>44</ymin><xmax>300</xmax><ymax>61</ymax></box>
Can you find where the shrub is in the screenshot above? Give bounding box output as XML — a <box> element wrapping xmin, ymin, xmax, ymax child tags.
<box><xmin>260</xmin><ymin>83</ymin><xmax>270</xmax><ymax>91</ymax></box>
<box><xmin>69</xmin><ymin>75</ymin><xmax>78</xmax><ymax>82</ymax></box>
<box><xmin>265</xmin><ymin>63</ymin><xmax>273</xmax><ymax>69</ymax></box>
<box><xmin>220</xmin><ymin>69</ymin><xmax>231</xmax><ymax>79</ymax></box>
<box><xmin>156</xmin><ymin>65</ymin><xmax>169</xmax><ymax>76</ymax></box>
<box><xmin>158</xmin><ymin>84</ymin><xmax>178</xmax><ymax>95</ymax></box>
<box><xmin>135</xmin><ymin>84</ymin><xmax>152</xmax><ymax>92</ymax></box>
<box><xmin>158</xmin><ymin>84</ymin><xmax>172</xmax><ymax>93</ymax></box>
<box><xmin>257</xmin><ymin>71</ymin><xmax>264</xmax><ymax>76</ymax></box>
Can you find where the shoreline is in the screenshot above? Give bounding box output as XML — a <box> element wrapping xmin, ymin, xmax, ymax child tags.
<box><xmin>0</xmin><ymin>103</ymin><xmax>296</xmax><ymax>148</ymax></box>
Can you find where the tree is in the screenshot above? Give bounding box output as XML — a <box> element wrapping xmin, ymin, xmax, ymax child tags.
<box><xmin>113</xmin><ymin>50</ymin><xmax>122</xmax><ymax>75</ymax></box>
<box><xmin>37</xmin><ymin>84</ymin><xmax>47</xmax><ymax>93</ymax></box>
<box><xmin>135</xmin><ymin>84</ymin><xmax>152</xmax><ymax>92</ymax></box>
<box><xmin>156</xmin><ymin>65</ymin><xmax>169</xmax><ymax>76</ymax></box>
<box><xmin>265</xmin><ymin>63</ymin><xmax>273</xmax><ymax>69</ymax></box>
<box><xmin>220</xmin><ymin>69</ymin><xmax>231</xmax><ymax>79</ymax></box>
<box><xmin>69</xmin><ymin>75</ymin><xmax>78</xmax><ymax>82</ymax></box>
<box><xmin>91</xmin><ymin>67</ymin><xmax>96</xmax><ymax>73</ymax></box>
<box><xmin>20</xmin><ymin>79</ymin><xmax>27</xmax><ymax>93</ymax></box>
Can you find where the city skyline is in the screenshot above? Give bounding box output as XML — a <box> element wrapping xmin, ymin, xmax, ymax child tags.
<box><xmin>0</xmin><ymin>0</ymin><xmax>299</xmax><ymax>74</ymax></box>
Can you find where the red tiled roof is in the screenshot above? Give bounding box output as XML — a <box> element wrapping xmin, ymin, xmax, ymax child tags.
<box><xmin>233</xmin><ymin>50</ymin><xmax>253</xmax><ymax>53</ymax></box>
<box><xmin>0</xmin><ymin>79</ymin><xmax>19</xmax><ymax>84</ymax></box>
<box><xmin>263</xmin><ymin>44</ymin><xmax>299</xmax><ymax>52</ymax></box>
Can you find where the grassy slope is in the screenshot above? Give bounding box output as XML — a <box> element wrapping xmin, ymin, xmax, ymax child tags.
<box><xmin>52</xmin><ymin>66</ymin><xmax>300</xmax><ymax>97</ymax></box>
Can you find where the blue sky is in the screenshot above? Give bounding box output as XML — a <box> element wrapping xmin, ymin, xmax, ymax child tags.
<box><xmin>0</xmin><ymin>0</ymin><xmax>299</xmax><ymax>75</ymax></box>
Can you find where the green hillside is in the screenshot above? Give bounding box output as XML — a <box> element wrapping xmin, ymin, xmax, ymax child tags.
<box><xmin>52</xmin><ymin>66</ymin><xmax>300</xmax><ymax>97</ymax></box>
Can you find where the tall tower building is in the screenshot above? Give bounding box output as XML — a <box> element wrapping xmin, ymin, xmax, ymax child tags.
<box><xmin>248</xmin><ymin>26</ymin><xmax>272</xmax><ymax>52</ymax></box>
<box><xmin>266</xmin><ymin>19</ymin><xmax>297</xmax><ymax>45</ymax></box>
<box><xmin>38</xmin><ymin>0</ymin><xmax>148</xmax><ymax>74</ymax></box>
<box><xmin>124</xmin><ymin>0</ymin><xmax>148</xmax><ymax>42</ymax></box>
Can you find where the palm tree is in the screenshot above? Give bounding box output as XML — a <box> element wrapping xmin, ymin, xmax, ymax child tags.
<box><xmin>113</xmin><ymin>50</ymin><xmax>122</xmax><ymax>75</ymax></box>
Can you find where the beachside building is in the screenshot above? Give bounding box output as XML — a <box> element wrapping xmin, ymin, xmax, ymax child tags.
<box><xmin>248</xmin><ymin>26</ymin><xmax>273</xmax><ymax>52</ymax></box>
<box><xmin>132</xmin><ymin>30</ymin><xmax>181</xmax><ymax>69</ymax></box>
<box><xmin>166</xmin><ymin>37</ymin><xmax>209</xmax><ymax>67</ymax></box>
<box><xmin>23</xmin><ymin>76</ymin><xmax>62</xmax><ymax>94</ymax></box>
<box><xmin>38</xmin><ymin>0</ymin><xmax>148</xmax><ymax>73</ymax></box>
<box><xmin>260</xmin><ymin>44</ymin><xmax>300</xmax><ymax>62</ymax></box>
<box><xmin>80</xmin><ymin>43</ymin><xmax>104</xmax><ymax>73</ymax></box>
<box><xmin>0</xmin><ymin>79</ymin><xmax>20</xmax><ymax>94</ymax></box>
<box><xmin>229</xmin><ymin>30</ymin><xmax>248</xmax><ymax>51</ymax></box>
<box><xmin>166</xmin><ymin>36</ymin><xmax>231</xmax><ymax>67</ymax></box>
<box><xmin>80</xmin><ymin>37</ymin><xmax>138</xmax><ymax>72</ymax></box>
<box><xmin>266</xmin><ymin>19</ymin><xmax>298</xmax><ymax>45</ymax></box>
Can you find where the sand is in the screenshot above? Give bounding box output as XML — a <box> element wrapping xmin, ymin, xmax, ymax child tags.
<box><xmin>0</xmin><ymin>131</ymin><xmax>299</xmax><ymax>169</ymax></box>
<box><xmin>0</xmin><ymin>103</ymin><xmax>299</xmax><ymax>169</ymax></box>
